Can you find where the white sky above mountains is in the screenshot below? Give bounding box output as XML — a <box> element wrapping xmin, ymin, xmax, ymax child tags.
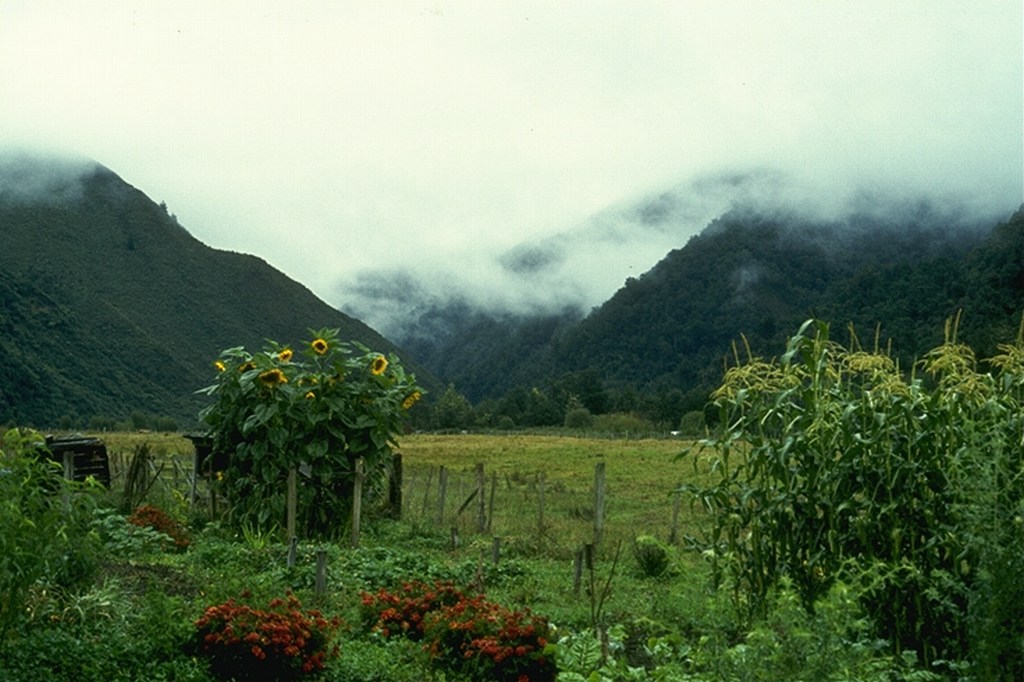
<box><xmin>2</xmin><ymin>1</ymin><xmax>1022</xmax><ymax>333</ymax></box>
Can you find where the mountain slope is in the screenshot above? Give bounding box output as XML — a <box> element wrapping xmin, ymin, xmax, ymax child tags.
<box><xmin>556</xmin><ymin>206</ymin><xmax>995</xmax><ymax>392</ymax></box>
<box><xmin>403</xmin><ymin>202</ymin><xmax>1016</xmax><ymax>418</ymax></box>
<box><xmin>0</xmin><ymin>158</ymin><xmax>428</xmax><ymax>426</ymax></box>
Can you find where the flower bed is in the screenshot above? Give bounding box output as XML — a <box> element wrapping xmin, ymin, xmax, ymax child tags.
<box><xmin>361</xmin><ymin>580</ymin><xmax>556</xmax><ymax>681</ymax></box>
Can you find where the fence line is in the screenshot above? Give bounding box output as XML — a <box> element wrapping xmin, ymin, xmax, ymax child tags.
<box><xmin>399</xmin><ymin>460</ymin><xmax>684</xmax><ymax>558</ymax></box>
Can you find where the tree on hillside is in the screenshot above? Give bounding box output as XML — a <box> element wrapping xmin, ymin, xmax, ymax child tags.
<box><xmin>430</xmin><ymin>384</ymin><xmax>473</xmax><ymax>430</ymax></box>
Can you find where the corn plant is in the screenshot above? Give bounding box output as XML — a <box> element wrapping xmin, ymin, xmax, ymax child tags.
<box><xmin>680</xmin><ymin>317</ymin><xmax>1024</xmax><ymax>674</ymax></box>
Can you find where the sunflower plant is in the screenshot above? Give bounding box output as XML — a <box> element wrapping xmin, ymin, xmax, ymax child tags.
<box><xmin>198</xmin><ymin>328</ymin><xmax>423</xmax><ymax>538</ymax></box>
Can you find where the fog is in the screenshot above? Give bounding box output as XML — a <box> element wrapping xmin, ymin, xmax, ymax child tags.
<box><xmin>0</xmin><ymin>151</ymin><xmax>97</xmax><ymax>205</ymax></box>
<box><xmin>1</xmin><ymin>2</ymin><xmax>1020</xmax><ymax>339</ymax></box>
<box><xmin>335</xmin><ymin>168</ymin><xmax>1015</xmax><ymax>339</ymax></box>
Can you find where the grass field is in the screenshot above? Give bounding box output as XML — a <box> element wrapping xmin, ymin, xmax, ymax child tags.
<box><xmin>97</xmin><ymin>431</ymin><xmax>704</xmax><ymax>561</ymax></box>
<box><xmin>397</xmin><ymin>433</ymin><xmax>700</xmax><ymax>559</ymax></box>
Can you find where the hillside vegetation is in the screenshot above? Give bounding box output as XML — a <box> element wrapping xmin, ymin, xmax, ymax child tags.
<box><xmin>404</xmin><ymin>203</ymin><xmax>1024</xmax><ymax>427</ymax></box>
<box><xmin>0</xmin><ymin>159</ymin><xmax>431</xmax><ymax>427</ymax></box>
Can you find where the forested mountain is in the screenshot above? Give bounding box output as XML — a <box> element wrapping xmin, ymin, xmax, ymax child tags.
<box><xmin>406</xmin><ymin>203</ymin><xmax>1024</xmax><ymax>425</ymax></box>
<box><xmin>558</xmin><ymin>205</ymin><xmax>996</xmax><ymax>388</ymax></box>
<box><xmin>3</xmin><ymin>154</ymin><xmax>1021</xmax><ymax>431</ymax></box>
<box><xmin>0</xmin><ymin>158</ymin><xmax>431</xmax><ymax>427</ymax></box>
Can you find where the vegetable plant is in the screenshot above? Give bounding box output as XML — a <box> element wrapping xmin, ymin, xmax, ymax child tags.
<box><xmin>681</xmin><ymin>317</ymin><xmax>1024</xmax><ymax>674</ymax></box>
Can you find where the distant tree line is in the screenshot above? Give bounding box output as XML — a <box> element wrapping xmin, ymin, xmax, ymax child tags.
<box><xmin>417</xmin><ymin>369</ymin><xmax>710</xmax><ymax>435</ymax></box>
<box><xmin>3</xmin><ymin>411</ymin><xmax>184</xmax><ymax>434</ymax></box>
<box><xmin>405</xmin><ymin>206</ymin><xmax>1024</xmax><ymax>435</ymax></box>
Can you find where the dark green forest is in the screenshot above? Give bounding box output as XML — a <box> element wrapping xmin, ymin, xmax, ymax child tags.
<box><xmin>403</xmin><ymin>204</ymin><xmax>1024</xmax><ymax>429</ymax></box>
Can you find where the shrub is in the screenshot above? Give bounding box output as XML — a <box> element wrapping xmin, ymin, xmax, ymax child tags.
<box><xmin>360</xmin><ymin>580</ymin><xmax>462</xmax><ymax>640</ymax></box>
<box><xmin>676</xmin><ymin>410</ymin><xmax>705</xmax><ymax>436</ymax></box>
<box><xmin>0</xmin><ymin>428</ymin><xmax>100</xmax><ymax>643</ymax></box>
<box><xmin>591</xmin><ymin>412</ymin><xmax>654</xmax><ymax>434</ymax></box>
<box><xmin>362</xmin><ymin>581</ymin><xmax>556</xmax><ymax>681</ymax></box>
<box><xmin>127</xmin><ymin>504</ymin><xmax>190</xmax><ymax>551</ymax></box>
<box><xmin>632</xmin><ymin>535</ymin><xmax>671</xmax><ymax>578</ymax></box>
<box><xmin>564</xmin><ymin>407</ymin><xmax>593</xmax><ymax>429</ymax></box>
<box><xmin>423</xmin><ymin>595</ymin><xmax>555</xmax><ymax>682</ymax></box>
<box><xmin>192</xmin><ymin>592</ymin><xmax>341</xmax><ymax>680</ymax></box>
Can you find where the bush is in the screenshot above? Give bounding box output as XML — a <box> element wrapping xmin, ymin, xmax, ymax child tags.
<box><xmin>710</xmin><ymin>579</ymin><xmax>929</xmax><ymax>682</ymax></box>
<box><xmin>198</xmin><ymin>328</ymin><xmax>423</xmax><ymax>538</ymax></box>
<box><xmin>422</xmin><ymin>594</ymin><xmax>555</xmax><ymax>682</ymax></box>
<box><xmin>360</xmin><ymin>580</ymin><xmax>462</xmax><ymax>640</ymax></box>
<box><xmin>676</xmin><ymin>410</ymin><xmax>705</xmax><ymax>436</ymax></box>
<box><xmin>632</xmin><ymin>535</ymin><xmax>671</xmax><ymax>578</ymax></box>
<box><xmin>0</xmin><ymin>428</ymin><xmax>100</xmax><ymax>643</ymax></box>
<box><xmin>127</xmin><ymin>504</ymin><xmax>191</xmax><ymax>551</ymax></box>
<box><xmin>591</xmin><ymin>412</ymin><xmax>654</xmax><ymax>434</ymax></box>
<box><xmin>564</xmin><ymin>407</ymin><xmax>594</xmax><ymax>429</ymax></box>
<box><xmin>191</xmin><ymin>592</ymin><xmax>341</xmax><ymax>680</ymax></box>
<box><xmin>362</xmin><ymin>580</ymin><xmax>556</xmax><ymax>681</ymax></box>
<box><xmin>1</xmin><ymin>589</ymin><xmax>207</xmax><ymax>682</ymax></box>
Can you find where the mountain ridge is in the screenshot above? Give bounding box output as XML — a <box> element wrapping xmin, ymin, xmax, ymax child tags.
<box><xmin>0</xmin><ymin>158</ymin><xmax>432</xmax><ymax>427</ymax></box>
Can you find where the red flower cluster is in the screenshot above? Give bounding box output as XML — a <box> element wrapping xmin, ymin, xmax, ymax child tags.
<box><xmin>126</xmin><ymin>503</ymin><xmax>191</xmax><ymax>550</ymax></box>
<box><xmin>360</xmin><ymin>579</ymin><xmax>463</xmax><ymax>640</ymax></box>
<box><xmin>361</xmin><ymin>581</ymin><xmax>555</xmax><ymax>682</ymax></box>
<box><xmin>193</xmin><ymin>592</ymin><xmax>341</xmax><ymax>681</ymax></box>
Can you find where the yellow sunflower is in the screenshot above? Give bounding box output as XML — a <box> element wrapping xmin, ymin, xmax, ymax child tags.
<box><xmin>258</xmin><ymin>368</ymin><xmax>288</xmax><ymax>386</ymax></box>
<box><xmin>238</xmin><ymin>361</ymin><xmax>256</xmax><ymax>373</ymax></box>
<box><xmin>311</xmin><ymin>338</ymin><xmax>329</xmax><ymax>355</ymax></box>
<box><xmin>214</xmin><ymin>360</ymin><xmax>226</xmax><ymax>373</ymax></box>
<box><xmin>402</xmin><ymin>391</ymin><xmax>422</xmax><ymax>410</ymax></box>
<box><xmin>371</xmin><ymin>355</ymin><xmax>388</xmax><ymax>375</ymax></box>
<box><xmin>304</xmin><ymin>390</ymin><xmax>316</xmax><ymax>400</ymax></box>
<box><xmin>277</xmin><ymin>348</ymin><xmax>293</xmax><ymax>362</ymax></box>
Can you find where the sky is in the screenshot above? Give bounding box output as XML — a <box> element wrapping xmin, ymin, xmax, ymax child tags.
<box><xmin>2</xmin><ymin>1</ymin><xmax>1022</xmax><ymax>337</ymax></box>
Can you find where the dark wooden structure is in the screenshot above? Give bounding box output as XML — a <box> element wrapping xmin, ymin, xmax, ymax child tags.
<box><xmin>184</xmin><ymin>433</ymin><xmax>228</xmax><ymax>475</ymax></box>
<box><xmin>44</xmin><ymin>435</ymin><xmax>111</xmax><ymax>487</ymax></box>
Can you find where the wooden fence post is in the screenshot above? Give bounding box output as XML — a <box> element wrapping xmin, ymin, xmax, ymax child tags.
<box><xmin>421</xmin><ymin>467</ymin><xmax>435</xmax><ymax>517</ymax></box>
<box><xmin>487</xmin><ymin>472</ymin><xmax>497</xmax><ymax>533</ymax></box>
<box><xmin>351</xmin><ymin>458</ymin><xmax>364</xmax><ymax>549</ymax></box>
<box><xmin>669</xmin><ymin>482</ymin><xmax>682</xmax><ymax>544</ymax></box>
<box><xmin>62</xmin><ymin>450</ymin><xmax>74</xmax><ymax>510</ymax></box>
<box><xmin>437</xmin><ymin>465</ymin><xmax>448</xmax><ymax>525</ymax></box>
<box><xmin>537</xmin><ymin>471</ymin><xmax>546</xmax><ymax>540</ymax></box>
<box><xmin>190</xmin><ymin>453</ymin><xmax>199</xmax><ymax>507</ymax></box>
<box><xmin>573</xmin><ymin>547</ymin><xmax>584</xmax><ymax>596</ymax></box>
<box><xmin>475</xmin><ymin>463</ymin><xmax>486</xmax><ymax>532</ymax></box>
<box><xmin>315</xmin><ymin>549</ymin><xmax>327</xmax><ymax>595</ymax></box>
<box><xmin>593</xmin><ymin>461</ymin><xmax>606</xmax><ymax>546</ymax></box>
<box><xmin>389</xmin><ymin>453</ymin><xmax>403</xmax><ymax>519</ymax></box>
<box><xmin>287</xmin><ymin>535</ymin><xmax>298</xmax><ymax>570</ymax></box>
<box><xmin>287</xmin><ymin>466</ymin><xmax>297</xmax><ymax>541</ymax></box>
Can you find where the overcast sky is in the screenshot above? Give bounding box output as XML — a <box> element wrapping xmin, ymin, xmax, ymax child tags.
<box><xmin>2</xmin><ymin>1</ymin><xmax>1022</xmax><ymax>334</ymax></box>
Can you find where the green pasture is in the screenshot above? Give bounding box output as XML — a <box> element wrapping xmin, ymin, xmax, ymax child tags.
<box><xmin>98</xmin><ymin>431</ymin><xmax>703</xmax><ymax>560</ymax></box>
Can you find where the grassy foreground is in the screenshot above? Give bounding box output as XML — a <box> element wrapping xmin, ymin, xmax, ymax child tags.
<box><xmin>1</xmin><ymin>431</ymin><xmax>934</xmax><ymax>681</ymax></box>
